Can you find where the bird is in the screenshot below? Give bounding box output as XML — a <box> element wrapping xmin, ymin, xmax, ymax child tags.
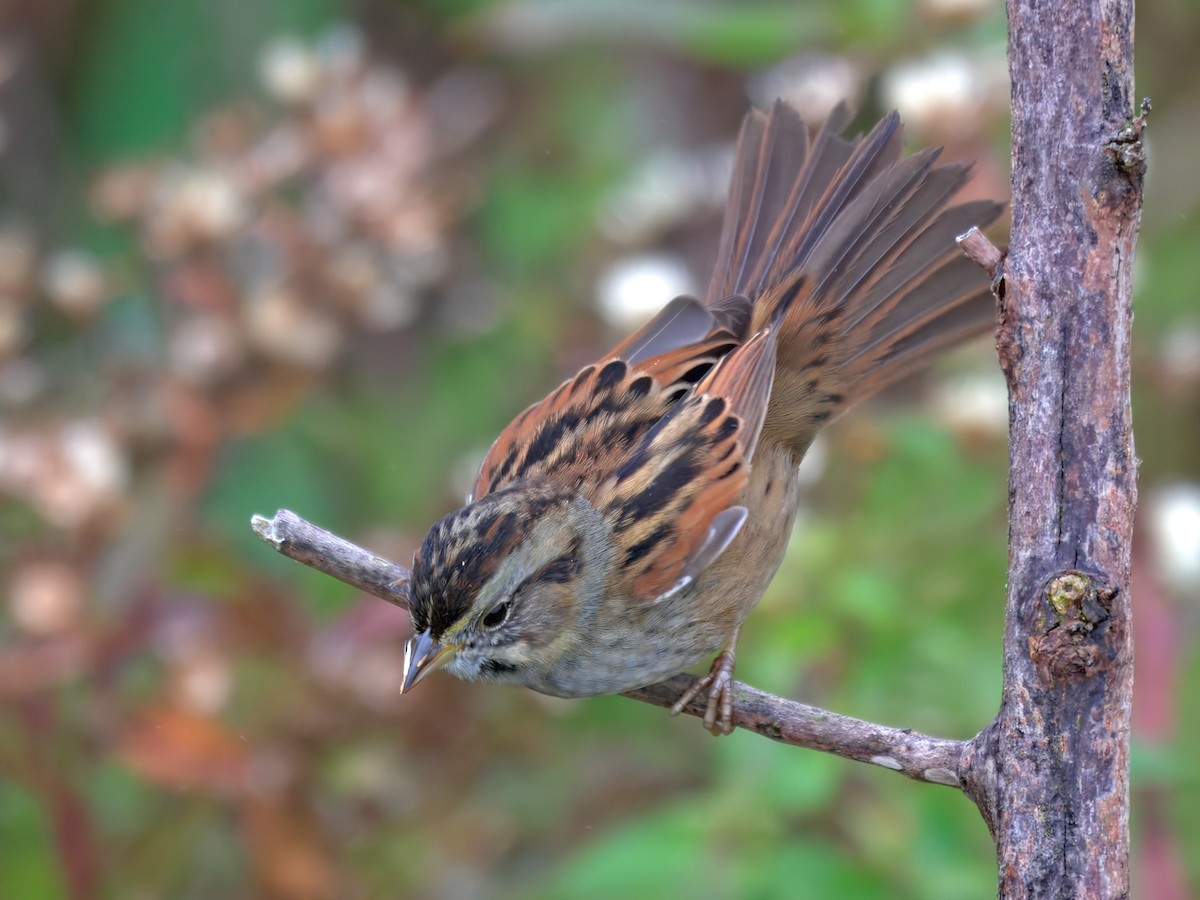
<box><xmin>399</xmin><ymin>99</ymin><xmax>1002</xmax><ymax>734</ymax></box>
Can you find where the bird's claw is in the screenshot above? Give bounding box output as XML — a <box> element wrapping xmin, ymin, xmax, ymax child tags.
<box><xmin>670</xmin><ymin>645</ymin><xmax>737</xmax><ymax>735</ymax></box>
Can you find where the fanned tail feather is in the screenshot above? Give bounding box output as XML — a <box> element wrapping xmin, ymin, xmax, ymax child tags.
<box><xmin>707</xmin><ymin>101</ymin><xmax>1003</xmax><ymax>452</ymax></box>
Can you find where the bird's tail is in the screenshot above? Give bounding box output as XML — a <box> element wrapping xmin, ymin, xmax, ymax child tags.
<box><xmin>708</xmin><ymin>101</ymin><xmax>1003</xmax><ymax>453</ymax></box>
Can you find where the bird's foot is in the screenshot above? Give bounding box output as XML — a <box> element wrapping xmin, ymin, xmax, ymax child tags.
<box><xmin>670</xmin><ymin>627</ymin><xmax>740</xmax><ymax>735</ymax></box>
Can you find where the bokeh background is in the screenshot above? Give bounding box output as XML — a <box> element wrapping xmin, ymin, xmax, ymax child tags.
<box><xmin>0</xmin><ymin>1</ymin><xmax>1196</xmax><ymax>898</ymax></box>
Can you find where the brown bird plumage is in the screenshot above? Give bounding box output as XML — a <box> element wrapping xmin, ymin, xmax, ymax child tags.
<box><xmin>402</xmin><ymin>101</ymin><xmax>1002</xmax><ymax>733</ymax></box>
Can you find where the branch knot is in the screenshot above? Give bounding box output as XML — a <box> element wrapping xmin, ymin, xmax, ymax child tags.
<box><xmin>1030</xmin><ymin>571</ymin><xmax>1116</xmax><ymax>685</ymax></box>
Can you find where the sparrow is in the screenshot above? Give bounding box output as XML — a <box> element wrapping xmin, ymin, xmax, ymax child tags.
<box><xmin>399</xmin><ymin>100</ymin><xmax>1001</xmax><ymax>734</ymax></box>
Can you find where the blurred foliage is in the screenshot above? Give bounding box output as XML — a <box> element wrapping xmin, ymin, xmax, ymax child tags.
<box><xmin>0</xmin><ymin>1</ymin><xmax>1195</xmax><ymax>898</ymax></box>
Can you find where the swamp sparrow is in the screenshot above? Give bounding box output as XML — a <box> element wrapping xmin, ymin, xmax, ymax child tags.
<box><xmin>400</xmin><ymin>101</ymin><xmax>1001</xmax><ymax>733</ymax></box>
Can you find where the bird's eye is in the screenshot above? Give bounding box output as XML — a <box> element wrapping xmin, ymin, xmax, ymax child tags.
<box><xmin>482</xmin><ymin>599</ymin><xmax>510</xmax><ymax>629</ymax></box>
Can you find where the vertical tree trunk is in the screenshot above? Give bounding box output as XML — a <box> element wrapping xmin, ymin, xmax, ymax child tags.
<box><xmin>962</xmin><ymin>0</ymin><xmax>1144</xmax><ymax>895</ymax></box>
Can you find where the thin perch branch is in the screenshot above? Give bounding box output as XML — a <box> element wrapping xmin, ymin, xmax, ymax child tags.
<box><xmin>626</xmin><ymin>677</ymin><xmax>967</xmax><ymax>786</ymax></box>
<box><xmin>252</xmin><ymin>509</ymin><xmax>410</xmax><ymax>607</ymax></box>
<box><xmin>251</xmin><ymin>508</ymin><xmax>970</xmax><ymax>786</ymax></box>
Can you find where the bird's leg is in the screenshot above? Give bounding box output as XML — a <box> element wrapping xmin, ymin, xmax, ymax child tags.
<box><xmin>669</xmin><ymin>625</ymin><xmax>741</xmax><ymax>735</ymax></box>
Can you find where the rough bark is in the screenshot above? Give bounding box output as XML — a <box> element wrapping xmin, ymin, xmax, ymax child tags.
<box><xmin>957</xmin><ymin>0</ymin><xmax>1143</xmax><ymax>895</ymax></box>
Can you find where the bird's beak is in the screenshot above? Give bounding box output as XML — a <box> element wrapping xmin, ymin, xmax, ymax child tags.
<box><xmin>401</xmin><ymin>628</ymin><xmax>456</xmax><ymax>693</ymax></box>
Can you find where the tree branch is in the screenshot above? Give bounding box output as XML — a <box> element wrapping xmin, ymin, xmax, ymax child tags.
<box><xmin>251</xmin><ymin>509</ymin><xmax>410</xmax><ymax>608</ymax></box>
<box><xmin>956</xmin><ymin>226</ymin><xmax>1005</xmax><ymax>290</ymax></box>
<box><xmin>251</xmin><ymin>508</ymin><xmax>970</xmax><ymax>786</ymax></box>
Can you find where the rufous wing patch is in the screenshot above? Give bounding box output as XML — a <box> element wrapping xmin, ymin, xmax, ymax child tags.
<box><xmin>601</xmin><ymin>329</ymin><xmax>778</xmax><ymax>602</ymax></box>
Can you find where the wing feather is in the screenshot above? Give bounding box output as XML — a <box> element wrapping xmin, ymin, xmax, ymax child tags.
<box><xmin>599</xmin><ymin>330</ymin><xmax>777</xmax><ymax>601</ymax></box>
